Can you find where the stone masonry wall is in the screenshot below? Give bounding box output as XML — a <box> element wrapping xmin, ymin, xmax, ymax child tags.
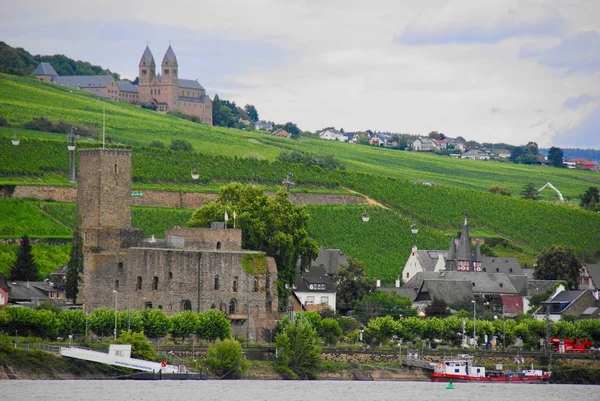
<box><xmin>12</xmin><ymin>186</ymin><xmax>365</xmax><ymax>208</ymax></box>
<box><xmin>82</xmin><ymin>247</ymin><xmax>279</xmax><ymax>342</ymax></box>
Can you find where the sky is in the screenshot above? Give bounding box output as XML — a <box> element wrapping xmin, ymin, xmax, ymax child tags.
<box><xmin>1</xmin><ymin>0</ymin><xmax>599</xmax><ymax>148</ymax></box>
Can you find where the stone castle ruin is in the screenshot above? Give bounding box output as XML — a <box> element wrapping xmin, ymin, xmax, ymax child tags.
<box><xmin>79</xmin><ymin>148</ymin><xmax>279</xmax><ymax>341</ymax></box>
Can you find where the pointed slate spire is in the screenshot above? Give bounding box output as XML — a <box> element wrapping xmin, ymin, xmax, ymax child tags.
<box><xmin>162</xmin><ymin>44</ymin><xmax>178</xmax><ymax>65</ymax></box>
<box><xmin>140</xmin><ymin>45</ymin><xmax>155</xmax><ymax>66</ymax></box>
<box><xmin>474</xmin><ymin>240</ymin><xmax>482</xmax><ymax>262</ymax></box>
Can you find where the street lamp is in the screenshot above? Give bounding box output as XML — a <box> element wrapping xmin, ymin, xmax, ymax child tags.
<box><xmin>113</xmin><ymin>289</ymin><xmax>118</xmax><ymax>340</ymax></box>
<box><xmin>471</xmin><ymin>300</ymin><xmax>476</xmax><ymax>346</ymax></box>
<box><xmin>67</xmin><ymin>126</ymin><xmax>78</xmax><ymax>183</ymax></box>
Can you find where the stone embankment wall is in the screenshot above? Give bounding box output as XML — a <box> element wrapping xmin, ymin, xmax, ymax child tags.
<box><xmin>11</xmin><ymin>186</ymin><xmax>365</xmax><ymax>208</ymax></box>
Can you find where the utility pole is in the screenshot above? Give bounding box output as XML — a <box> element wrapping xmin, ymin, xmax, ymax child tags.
<box><xmin>282</xmin><ymin>172</ymin><xmax>295</xmax><ymax>193</ymax></box>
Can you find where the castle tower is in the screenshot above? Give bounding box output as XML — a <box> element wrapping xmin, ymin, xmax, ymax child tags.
<box><xmin>161</xmin><ymin>45</ymin><xmax>178</xmax><ymax>86</ymax></box>
<box><xmin>77</xmin><ymin>148</ymin><xmax>142</xmax><ymax>251</ymax></box>
<box><xmin>138</xmin><ymin>46</ymin><xmax>156</xmax><ymax>104</ymax></box>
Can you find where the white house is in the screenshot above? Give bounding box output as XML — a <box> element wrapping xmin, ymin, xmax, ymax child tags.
<box><xmin>402</xmin><ymin>246</ymin><xmax>447</xmax><ymax>282</ymax></box>
<box><xmin>461</xmin><ymin>150</ymin><xmax>490</xmax><ymax>160</ymax></box>
<box><xmin>293</xmin><ymin>265</ymin><xmax>336</xmax><ymax>311</ymax></box>
<box><xmin>318</xmin><ymin>128</ymin><xmax>347</xmax><ymax>142</ymax></box>
<box><xmin>412</xmin><ymin>137</ymin><xmax>440</xmax><ymax>151</ymax></box>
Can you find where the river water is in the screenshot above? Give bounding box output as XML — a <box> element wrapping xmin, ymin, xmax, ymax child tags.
<box><xmin>3</xmin><ymin>380</ymin><xmax>598</xmax><ymax>401</ymax></box>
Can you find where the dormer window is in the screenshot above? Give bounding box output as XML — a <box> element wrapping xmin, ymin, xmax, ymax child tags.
<box><xmin>142</xmin><ymin>70</ymin><xmax>147</xmax><ymax>75</ymax></box>
<box><xmin>164</xmin><ymin>69</ymin><xmax>169</xmax><ymax>75</ymax></box>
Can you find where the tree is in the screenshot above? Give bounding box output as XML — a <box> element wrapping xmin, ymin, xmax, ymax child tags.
<box><xmin>533</xmin><ymin>245</ymin><xmax>582</xmax><ymax>290</ymax></box>
<box><xmin>244</xmin><ymin>104</ymin><xmax>259</xmax><ymax>123</ymax></box>
<box><xmin>334</xmin><ymin>260</ymin><xmax>376</xmax><ymax>314</ymax></box>
<box><xmin>148</xmin><ymin>140</ymin><xmax>165</xmax><ymax>148</ymax></box>
<box><xmin>169</xmin><ymin>139</ymin><xmax>193</xmax><ymax>152</ymax></box>
<box><xmin>580</xmin><ymin>187</ymin><xmax>600</xmax><ymax>211</ymax></box>
<box><xmin>212</xmin><ymin>94</ymin><xmax>223</xmax><ymax>126</ymax></box>
<box><xmin>187</xmin><ymin>183</ymin><xmax>319</xmax><ymax>294</ymax></box>
<box><xmin>510</xmin><ymin>146</ymin><xmax>524</xmax><ymax>163</ymax></box>
<box><xmin>317</xmin><ymin>317</ymin><xmax>342</xmax><ymax>345</ymax></box>
<box><xmin>275</xmin><ymin>319</ymin><xmax>321</xmax><ymax>379</ymax></box>
<box><xmin>354</xmin><ymin>291</ymin><xmax>416</xmax><ymax>325</ymax></box>
<box><xmin>424</xmin><ymin>298</ymin><xmax>450</xmax><ymax>318</ymax></box>
<box><xmin>547</xmin><ymin>146</ymin><xmax>564</xmax><ymax>167</ymax></box>
<box><xmin>521</xmin><ymin>183</ymin><xmax>539</xmax><ymax>200</ymax></box>
<box><xmin>205</xmin><ymin>338</ymin><xmax>248</xmax><ymax>379</ymax></box>
<box><xmin>117</xmin><ymin>330</ymin><xmax>156</xmax><ymax>361</ymax></box>
<box><xmin>65</xmin><ymin>228</ymin><xmax>83</xmax><ymax>304</ymax></box>
<box><xmin>142</xmin><ymin>309</ymin><xmax>171</xmax><ymax>340</ymax></box>
<box><xmin>219</xmin><ymin>105</ymin><xmax>234</xmax><ymax>127</ymax></box>
<box><xmin>428</xmin><ymin>131</ymin><xmax>441</xmax><ymax>140</ymax></box>
<box><xmin>9</xmin><ymin>234</ymin><xmax>38</xmax><ymax>281</ymax></box>
<box><xmin>197</xmin><ymin>309</ymin><xmax>230</xmax><ymax>341</ymax></box>
<box><xmin>169</xmin><ymin>311</ymin><xmax>200</xmax><ymax>343</ymax></box>
<box><xmin>282</xmin><ymin>122</ymin><xmax>301</xmax><ymax>138</ymax></box>
<box><xmin>89</xmin><ymin>308</ymin><xmax>117</xmax><ymax>339</ymax></box>
<box><xmin>489</xmin><ymin>185</ymin><xmax>512</xmax><ymax>196</ymax></box>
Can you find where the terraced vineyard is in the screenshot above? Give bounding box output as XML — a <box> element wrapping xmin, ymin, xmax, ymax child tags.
<box><xmin>2</xmin><ymin>73</ymin><xmax>599</xmax><ymax>197</ymax></box>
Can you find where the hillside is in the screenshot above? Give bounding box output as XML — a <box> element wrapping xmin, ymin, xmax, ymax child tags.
<box><xmin>1</xmin><ymin>73</ymin><xmax>599</xmax><ymax>197</ymax></box>
<box><xmin>1</xmin><ymin>73</ymin><xmax>599</xmax><ymax>281</ymax></box>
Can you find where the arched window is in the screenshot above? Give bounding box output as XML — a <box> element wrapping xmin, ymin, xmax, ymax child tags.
<box><xmin>136</xmin><ymin>276</ymin><xmax>142</xmax><ymax>290</ymax></box>
<box><xmin>214</xmin><ymin>275</ymin><xmax>220</xmax><ymax>290</ymax></box>
<box><xmin>265</xmin><ymin>276</ymin><xmax>270</xmax><ymax>291</ymax></box>
<box><xmin>216</xmin><ymin>241</ymin><xmax>222</xmax><ymax>250</ymax></box>
<box><xmin>117</xmin><ymin>262</ymin><xmax>123</xmax><ymax>273</ymax></box>
<box><xmin>229</xmin><ymin>299</ymin><xmax>237</xmax><ymax>315</ymax></box>
<box><xmin>114</xmin><ymin>280</ymin><xmax>119</xmax><ymax>290</ymax></box>
<box><xmin>144</xmin><ymin>302</ymin><xmax>153</xmax><ymax>309</ymax></box>
<box><xmin>168</xmin><ymin>271</ymin><xmax>173</xmax><ymax>279</ymax></box>
<box><xmin>253</xmin><ymin>277</ymin><xmax>259</xmax><ymax>292</ymax></box>
<box><xmin>182</xmin><ymin>300</ymin><xmax>192</xmax><ymax>311</ymax></box>
<box><xmin>233</xmin><ymin>277</ymin><xmax>238</xmax><ymax>292</ymax></box>
<box><xmin>152</xmin><ymin>276</ymin><xmax>159</xmax><ymax>290</ymax></box>
<box><xmin>113</xmin><ymin>163</ymin><xmax>118</xmax><ymax>174</ymax></box>
<box><xmin>211</xmin><ymin>303</ymin><xmax>216</xmax><ymax>309</ymax></box>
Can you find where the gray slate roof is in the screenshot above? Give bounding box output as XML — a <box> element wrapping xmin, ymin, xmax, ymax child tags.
<box><xmin>178</xmin><ymin>79</ymin><xmax>204</xmax><ymax>90</ymax></box>
<box><xmin>178</xmin><ymin>95</ymin><xmax>209</xmax><ymax>103</ymax></box>
<box><xmin>482</xmin><ymin>257</ymin><xmax>523</xmax><ymax>275</ymax></box>
<box><xmin>7</xmin><ymin>281</ymin><xmax>51</xmax><ymax>302</ymax></box>
<box><xmin>527</xmin><ymin>279</ymin><xmax>559</xmax><ymax>296</ymax></box>
<box><xmin>117</xmin><ymin>80</ymin><xmax>139</xmax><ymax>93</ymax></box>
<box><xmin>294</xmin><ymin>266</ymin><xmax>335</xmax><ymax>294</ymax></box>
<box><xmin>53</xmin><ymin>75</ymin><xmax>114</xmax><ymax>89</ymax></box>
<box><xmin>162</xmin><ymin>45</ymin><xmax>177</xmax><ymax>65</ymax></box>
<box><xmin>508</xmin><ymin>275</ymin><xmax>529</xmax><ymax>296</ymax></box>
<box><xmin>586</xmin><ymin>263</ymin><xmax>600</xmax><ymax>288</ymax></box>
<box><xmin>416</xmin><ymin>250</ymin><xmax>447</xmax><ymax>272</ymax></box>
<box><xmin>417</xmin><ymin>279</ymin><xmax>474</xmax><ymax>307</ymax></box>
<box><xmin>549</xmin><ymin>290</ymin><xmax>585</xmax><ymax>303</ymax></box>
<box><xmin>404</xmin><ymin>271</ymin><xmax>517</xmax><ymax>299</ymax></box>
<box><xmin>32</xmin><ymin>62</ymin><xmax>58</xmax><ymax>76</ymax></box>
<box><xmin>140</xmin><ymin>46</ymin><xmax>155</xmax><ymax>65</ymax></box>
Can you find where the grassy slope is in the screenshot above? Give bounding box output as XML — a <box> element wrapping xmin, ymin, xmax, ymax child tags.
<box><xmin>1</xmin><ymin>73</ymin><xmax>599</xmax><ymax>197</ymax></box>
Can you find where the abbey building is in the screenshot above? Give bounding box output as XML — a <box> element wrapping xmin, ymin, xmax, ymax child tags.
<box><xmin>32</xmin><ymin>45</ymin><xmax>213</xmax><ymax>125</ymax></box>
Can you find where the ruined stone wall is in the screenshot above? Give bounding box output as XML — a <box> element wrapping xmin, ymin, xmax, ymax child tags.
<box><xmin>11</xmin><ymin>186</ymin><xmax>364</xmax><ymax>208</ymax></box>
<box><xmin>164</xmin><ymin>228</ymin><xmax>242</xmax><ymax>251</ymax></box>
<box><xmin>82</xmin><ymin>247</ymin><xmax>279</xmax><ymax>342</ymax></box>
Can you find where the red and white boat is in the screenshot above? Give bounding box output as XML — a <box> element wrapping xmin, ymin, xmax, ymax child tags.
<box><xmin>431</xmin><ymin>354</ymin><xmax>550</xmax><ymax>383</ymax></box>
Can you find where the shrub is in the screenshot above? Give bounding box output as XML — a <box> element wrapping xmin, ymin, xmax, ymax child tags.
<box><xmin>0</xmin><ymin>116</ymin><xmax>9</xmax><ymax>127</ymax></box>
<box><xmin>148</xmin><ymin>140</ymin><xmax>165</xmax><ymax>148</ymax></box>
<box><xmin>169</xmin><ymin>139</ymin><xmax>193</xmax><ymax>152</ymax></box>
<box><xmin>205</xmin><ymin>338</ymin><xmax>248</xmax><ymax>379</ymax></box>
<box><xmin>23</xmin><ymin>117</ymin><xmax>54</xmax><ymax>132</ymax></box>
<box><xmin>275</xmin><ymin>319</ymin><xmax>321</xmax><ymax>379</ymax></box>
<box><xmin>489</xmin><ymin>184</ymin><xmax>512</xmax><ymax>196</ymax></box>
<box><xmin>116</xmin><ymin>330</ymin><xmax>156</xmax><ymax>361</ymax></box>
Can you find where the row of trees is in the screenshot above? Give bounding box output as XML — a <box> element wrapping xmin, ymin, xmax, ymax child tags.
<box><xmin>0</xmin><ymin>306</ymin><xmax>231</xmax><ymax>343</ymax></box>
<box><xmin>212</xmin><ymin>95</ymin><xmax>259</xmax><ymax>129</ymax></box>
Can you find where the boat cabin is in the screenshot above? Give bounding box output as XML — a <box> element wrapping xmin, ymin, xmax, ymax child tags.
<box><xmin>436</xmin><ymin>354</ymin><xmax>486</xmax><ymax>377</ymax></box>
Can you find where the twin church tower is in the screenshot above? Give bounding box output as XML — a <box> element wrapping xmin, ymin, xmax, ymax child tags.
<box><xmin>138</xmin><ymin>45</ymin><xmax>213</xmax><ymax>125</ymax></box>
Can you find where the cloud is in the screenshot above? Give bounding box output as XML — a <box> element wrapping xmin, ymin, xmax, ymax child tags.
<box><xmin>563</xmin><ymin>94</ymin><xmax>599</xmax><ymax>109</ymax></box>
<box><xmin>398</xmin><ymin>1</ymin><xmax>565</xmax><ymax>45</ymax></box>
<box><xmin>553</xmin><ymin>106</ymin><xmax>600</xmax><ymax>147</ymax></box>
<box><xmin>520</xmin><ymin>31</ymin><xmax>600</xmax><ymax>73</ymax></box>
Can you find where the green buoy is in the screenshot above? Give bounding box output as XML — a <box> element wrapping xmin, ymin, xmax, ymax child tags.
<box><xmin>446</xmin><ymin>379</ymin><xmax>454</xmax><ymax>390</ymax></box>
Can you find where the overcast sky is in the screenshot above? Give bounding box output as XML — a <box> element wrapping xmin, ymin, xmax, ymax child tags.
<box><xmin>2</xmin><ymin>0</ymin><xmax>599</xmax><ymax>148</ymax></box>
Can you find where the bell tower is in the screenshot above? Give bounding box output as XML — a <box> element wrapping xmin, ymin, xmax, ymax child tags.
<box><xmin>138</xmin><ymin>45</ymin><xmax>156</xmax><ymax>104</ymax></box>
<box><xmin>161</xmin><ymin>44</ymin><xmax>178</xmax><ymax>86</ymax></box>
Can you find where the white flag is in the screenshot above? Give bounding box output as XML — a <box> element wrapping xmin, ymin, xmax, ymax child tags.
<box><xmin>224</xmin><ymin>211</ymin><xmax>229</xmax><ymax>222</ymax></box>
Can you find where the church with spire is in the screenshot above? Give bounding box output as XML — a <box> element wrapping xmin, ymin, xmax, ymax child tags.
<box><xmin>32</xmin><ymin>44</ymin><xmax>213</xmax><ymax>125</ymax></box>
<box><xmin>445</xmin><ymin>211</ymin><xmax>483</xmax><ymax>272</ymax></box>
<box><xmin>138</xmin><ymin>45</ymin><xmax>212</xmax><ymax>125</ymax></box>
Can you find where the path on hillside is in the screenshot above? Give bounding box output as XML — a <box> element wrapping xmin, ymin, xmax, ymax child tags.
<box><xmin>343</xmin><ymin>188</ymin><xmax>389</xmax><ymax>209</ymax></box>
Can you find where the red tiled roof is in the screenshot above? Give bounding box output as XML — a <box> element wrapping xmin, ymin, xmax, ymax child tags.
<box><xmin>500</xmin><ymin>294</ymin><xmax>524</xmax><ymax>314</ymax></box>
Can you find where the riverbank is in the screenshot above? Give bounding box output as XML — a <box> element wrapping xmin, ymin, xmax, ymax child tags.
<box><xmin>2</xmin><ymin>344</ymin><xmax>599</xmax><ymax>383</ymax></box>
